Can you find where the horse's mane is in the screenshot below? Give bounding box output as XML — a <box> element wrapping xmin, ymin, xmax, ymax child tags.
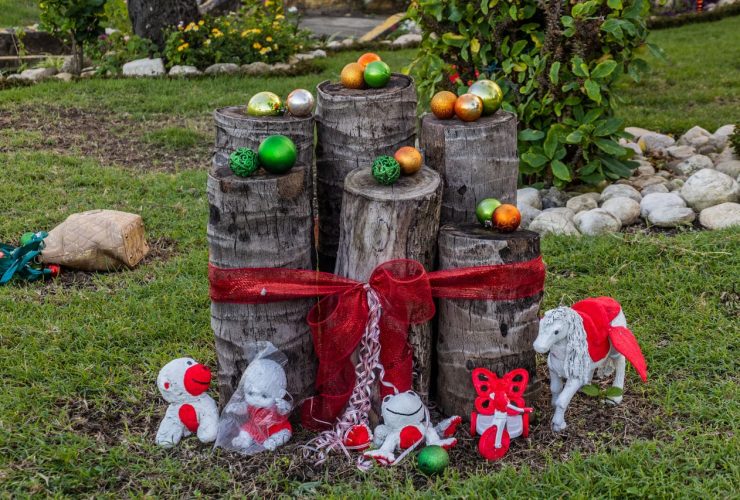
<box><xmin>546</xmin><ymin>307</ymin><xmax>590</xmax><ymax>381</ymax></box>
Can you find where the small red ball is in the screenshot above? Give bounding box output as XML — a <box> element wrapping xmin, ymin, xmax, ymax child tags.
<box><xmin>47</xmin><ymin>264</ymin><xmax>61</xmax><ymax>278</ymax></box>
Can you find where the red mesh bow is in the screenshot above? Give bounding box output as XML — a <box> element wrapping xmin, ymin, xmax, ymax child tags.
<box><xmin>209</xmin><ymin>257</ymin><xmax>545</xmax><ymax>430</ymax></box>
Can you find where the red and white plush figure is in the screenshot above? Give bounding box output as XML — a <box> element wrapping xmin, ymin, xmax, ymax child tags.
<box><xmin>534</xmin><ymin>297</ymin><xmax>648</xmax><ymax>432</ymax></box>
<box><xmin>470</xmin><ymin>368</ymin><xmax>532</xmax><ymax>461</ymax></box>
<box><xmin>215</xmin><ymin>348</ymin><xmax>293</xmax><ymax>455</ymax></box>
<box><xmin>363</xmin><ymin>390</ymin><xmax>460</xmax><ymax>466</ymax></box>
<box><xmin>155</xmin><ymin>357</ymin><xmax>219</xmax><ymax>448</ymax></box>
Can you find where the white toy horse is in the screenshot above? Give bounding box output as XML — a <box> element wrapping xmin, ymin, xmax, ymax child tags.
<box><xmin>533</xmin><ymin>297</ymin><xmax>647</xmax><ymax>432</ymax></box>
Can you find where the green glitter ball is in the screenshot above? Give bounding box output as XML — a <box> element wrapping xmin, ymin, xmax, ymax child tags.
<box><xmin>19</xmin><ymin>232</ymin><xmax>35</xmax><ymax>247</ymax></box>
<box><xmin>229</xmin><ymin>147</ymin><xmax>259</xmax><ymax>177</ymax></box>
<box><xmin>372</xmin><ymin>155</ymin><xmax>401</xmax><ymax>185</ymax></box>
<box><xmin>417</xmin><ymin>445</ymin><xmax>449</xmax><ymax>476</ymax></box>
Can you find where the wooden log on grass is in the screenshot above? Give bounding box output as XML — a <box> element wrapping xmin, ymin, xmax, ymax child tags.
<box><xmin>420</xmin><ymin>111</ymin><xmax>518</xmax><ymax>225</ymax></box>
<box><xmin>315</xmin><ymin>74</ymin><xmax>417</xmax><ymax>270</ymax></box>
<box><xmin>335</xmin><ymin>166</ymin><xmax>442</xmax><ymax>402</ymax></box>
<box><xmin>207</xmin><ymin>162</ymin><xmax>315</xmax><ymax>407</ymax></box>
<box><xmin>436</xmin><ymin>224</ymin><xmax>542</xmax><ymax>418</ymax></box>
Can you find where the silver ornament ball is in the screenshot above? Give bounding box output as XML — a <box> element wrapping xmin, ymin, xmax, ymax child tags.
<box><xmin>286</xmin><ymin>89</ymin><xmax>315</xmax><ymax>117</ymax></box>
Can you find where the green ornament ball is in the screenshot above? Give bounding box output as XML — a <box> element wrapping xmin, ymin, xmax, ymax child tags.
<box><xmin>364</xmin><ymin>61</ymin><xmax>391</xmax><ymax>88</ymax></box>
<box><xmin>258</xmin><ymin>135</ymin><xmax>297</xmax><ymax>174</ymax></box>
<box><xmin>229</xmin><ymin>147</ymin><xmax>259</xmax><ymax>177</ymax></box>
<box><xmin>247</xmin><ymin>91</ymin><xmax>283</xmax><ymax>117</ymax></box>
<box><xmin>19</xmin><ymin>232</ymin><xmax>35</xmax><ymax>246</ymax></box>
<box><xmin>476</xmin><ymin>198</ymin><xmax>502</xmax><ymax>226</ymax></box>
<box><xmin>469</xmin><ymin>79</ymin><xmax>504</xmax><ymax>116</ymax></box>
<box><xmin>372</xmin><ymin>155</ymin><xmax>401</xmax><ymax>185</ymax></box>
<box><xmin>417</xmin><ymin>445</ymin><xmax>449</xmax><ymax>476</ymax></box>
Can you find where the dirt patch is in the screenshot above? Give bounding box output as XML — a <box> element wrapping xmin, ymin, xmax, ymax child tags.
<box><xmin>622</xmin><ymin>218</ymin><xmax>703</xmax><ymax>236</ymax></box>
<box><xmin>0</xmin><ymin>106</ymin><xmax>210</xmax><ymax>172</ymax></box>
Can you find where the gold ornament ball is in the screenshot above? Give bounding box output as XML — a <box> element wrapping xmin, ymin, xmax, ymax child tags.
<box><xmin>492</xmin><ymin>203</ymin><xmax>522</xmax><ymax>232</ymax></box>
<box><xmin>286</xmin><ymin>88</ymin><xmax>315</xmax><ymax>117</ymax></box>
<box><xmin>247</xmin><ymin>91</ymin><xmax>283</xmax><ymax>117</ymax></box>
<box><xmin>394</xmin><ymin>146</ymin><xmax>423</xmax><ymax>175</ymax></box>
<box><xmin>431</xmin><ymin>91</ymin><xmax>457</xmax><ymax>120</ymax></box>
<box><xmin>341</xmin><ymin>62</ymin><xmax>365</xmax><ymax>89</ymax></box>
<box><xmin>454</xmin><ymin>93</ymin><xmax>483</xmax><ymax>122</ymax></box>
<box><xmin>469</xmin><ymin>79</ymin><xmax>504</xmax><ymax>116</ymax></box>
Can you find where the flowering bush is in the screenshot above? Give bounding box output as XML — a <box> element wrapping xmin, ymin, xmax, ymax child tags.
<box><xmin>87</xmin><ymin>31</ymin><xmax>158</xmax><ymax>75</ymax></box>
<box><xmin>163</xmin><ymin>0</ymin><xmax>311</xmax><ymax>69</ymax></box>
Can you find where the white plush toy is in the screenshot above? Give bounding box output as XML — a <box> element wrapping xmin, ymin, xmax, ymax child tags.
<box><xmin>364</xmin><ymin>390</ymin><xmax>461</xmax><ymax>465</ymax></box>
<box><xmin>215</xmin><ymin>349</ymin><xmax>293</xmax><ymax>455</ymax></box>
<box><xmin>155</xmin><ymin>357</ymin><xmax>219</xmax><ymax>448</ymax></box>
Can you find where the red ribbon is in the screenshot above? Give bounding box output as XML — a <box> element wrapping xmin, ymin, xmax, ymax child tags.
<box><xmin>209</xmin><ymin>257</ymin><xmax>545</xmax><ymax>430</ymax></box>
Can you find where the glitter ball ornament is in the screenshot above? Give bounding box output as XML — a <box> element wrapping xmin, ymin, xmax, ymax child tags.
<box><xmin>455</xmin><ymin>93</ymin><xmax>484</xmax><ymax>122</ymax></box>
<box><xmin>431</xmin><ymin>91</ymin><xmax>457</xmax><ymax>119</ymax></box>
<box><xmin>417</xmin><ymin>446</ymin><xmax>449</xmax><ymax>476</ymax></box>
<box><xmin>286</xmin><ymin>89</ymin><xmax>315</xmax><ymax>117</ymax></box>
<box><xmin>229</xmin><ymin>147</ymin><xmax>260</xmax><ymax>177</ymax></box>
<box><xmin>476</xmin><ymin>198</ymin><xmax>502</xmax><ymax>226</ymax></box>
<box><xmin>492</xmin><ymin>203</ymin><xmax>521</xmax><ymax>232</ymax></box>
<box><xmin>247</xmin><ymin>91</ymin><xmax>283</xmax><ymax>117</ymax></box>
<box><xmin>372</xmin><ymin>155</ymin><xmax>401</xmax><ymax>185</ymax></box>
<box><xmin>258</xmin><ymin>135</ymin><xmax>297</xmax><ymax>174</ymax></box>
<box><xmin>19</xmin><ymin>232</ymin><xmax>35</xmax><ymax>247</ymax></box>
<box><xmin>357</xmin><ymin>52</ymin><xmax>381</xmax><ymax>68</ymax></box>
<box><xmin>469</xmin><ymin>79</ymin><xmax>504</xmax><ymax>116</ymax></box>
<box><xmin>394</xmin><ymin>146</ymin><xmax>422</xmax><ymax>175</ymax></box>
<box><xmin>47</xmin><ymin>264</ymin><xmax>61</xmax><ymax>278</ymax></box>
<box><xmin>341</xmin><ymin>62</ymin><xmax>365</xmax><ymax>89</ymax></box>
<box><xmin>363</xmin><ymin>61</ymin><xmax>391</xmax><ymax>88</ymax></box>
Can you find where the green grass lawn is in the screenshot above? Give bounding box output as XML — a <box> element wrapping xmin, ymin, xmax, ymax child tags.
<box><xmin>0</xmin><ymin>0</ymin><xmax>39</xmax><ymax>27</ymax></box>
<box><xmin>1</xmin><ymin>19</ymin><xmax>739</xmax><ymax>498</ymax></box>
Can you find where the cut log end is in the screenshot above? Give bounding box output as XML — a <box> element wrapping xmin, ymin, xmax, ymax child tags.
<box><xmin>317</xmin><ymin>74</ymin><xmax>413</xmax><ymax>100</ymax></box>
<box><xmin>343</xmin><ymin>166</ymin><xmax>441</xmax><ymax>202</ymax></box>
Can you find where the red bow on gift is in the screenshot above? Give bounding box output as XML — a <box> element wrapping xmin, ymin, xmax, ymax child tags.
<box><xmin>209</xmin><ymin>257</ymin><xmax>546</xmax><ymax>430</ymax></box>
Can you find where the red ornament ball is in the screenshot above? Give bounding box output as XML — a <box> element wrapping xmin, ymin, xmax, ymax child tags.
<box><xmin>47</xmin><ymin>264</ymin><xmax>61</xmax><ymax>278</ymax></box>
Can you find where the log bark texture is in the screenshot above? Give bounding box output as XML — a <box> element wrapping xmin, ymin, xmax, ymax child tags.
<box><xmin>335</xmin><ymin>166</ymin><xmax>442</xmax><ymax>401</ymax></box>
<box><xmin>315</xmin><ymin>75</ymin><xmax>417</xmax><ymax>269</ymax></box>
<box><xmin>207</xmin><ymin>163</ymin><xmax>316</xmax><ymax>407</ymax></box>
<box><xmin>128</xmin><ymin>0</ymin><xmax>199</xmax><ymax>48</ymax></box>
<box><xmin>420</xmin><ymin>111</ymin><xmax>519</xmax><ymax>225</ymax></box>
<box><xmin>436</xmin><ymin>225</ymin><xmax>542</xmax><ymax>418</ymax></box>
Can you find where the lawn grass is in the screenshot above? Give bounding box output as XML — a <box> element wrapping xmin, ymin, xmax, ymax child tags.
<box><xmin>1</xmin><ymin>21</ymin><xmax>740</xmax><ymax>498</ymax></box>
<box><xmin>0</xmin><ymin>0</ymin><xmax>38</xmax><ymax>28</ymax></box>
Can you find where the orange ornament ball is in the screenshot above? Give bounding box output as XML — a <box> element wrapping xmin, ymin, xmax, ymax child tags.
<box><xmin>492</xmin><ymin>204</ymin><xmax>521</xmax><ymax>232</ymax></box>
<box><xmin>394</xmin><ymin>146</ymin><xmax>423</xmax><ymax>175</ymax></box>
<box><xmin>341</xmin><ymin>62</ymin><xmax>365</xmax><ymax>89</ymax></box>
<box><xmin>454</xmin><ymin>94</ymin><xmax>483</xmax><ymax>122</ymax></box>
<box><xmin>357</xmin><ymin>52</ymin><xmax>381</xmax><ymax>68</ymax></box>
<box><xmin>431</xmin><ymin>91</ymin><xmax>457</xmax><ymax>120</ymax></box>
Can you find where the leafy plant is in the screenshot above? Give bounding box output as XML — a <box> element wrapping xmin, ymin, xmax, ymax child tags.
<box><xmin>162</xmin><ymin>0</ymin><xmax>312</xmax><ymax>69</ymax></box>
<box><xmin>102</xmin><ymin>0</ymin><xmax>131</xmax><ymax>33</ymax></box>
<box><xmin>407</xmin><ymin>0</ymin><xmax>659</xmax><ymax>187</ymax></box>
<box><xmin>730</xmin><ymin>125</ymin><xmax>740</xmax><ymax>155</ymax></box>
<box><xmin>86</xmin><ymin>31</ymin><xmax>157</xmax><ymax>75</ymax></box>
<box><xmin>581</xmin><ymin>384</ymin><xmax>624</xmax><ymax>399</ymax></box>
<box><xmin>39</xmin><ymin>0</ymin><xmax>108</xmax><ymax>75</ymax></box>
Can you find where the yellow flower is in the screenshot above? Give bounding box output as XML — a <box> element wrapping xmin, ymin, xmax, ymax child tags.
<box><xmin>184</xmin><ymin>22</ymin><xmax>195</xmax><ymax>32</ymax></box>
<box><xmin>198</xmin><ymin>20</ymin><xmax>204</xmax><ymax>26</ymax></box>
<box><xmin>212</xmin><ymin>28</ymin><xmax>224</xmax><ymax>38</ymax></box>
<box><xmin>260</xmin><ymin>47</ymin><xmax>272</xmax><ymax>55</ymax></box>
<box><xmin>265</xmin><ymin>0</ymin><xmax>273</xmax><ymax>6</ymax></box>
<box><xmin>275</xmin><ymin>14</ymin><xmax>285</xmax><ymax>20</ymax></box>
<box><xmin>266</xmin><ymin>36</ymin><xmax>273</xmax><ymax>42</ymax></box>
<box><xmin>193</xmin><ymin>25</ymin><xmax>199</xmax><ymax>31</ymax></box>
<box><xmin>253</xmin><ymin>42</ymin><xmax>262</xmax><ymax>49</ymax></box>
<box><xmin>177</xmin><ymin>43</ymin><xmax>189</xmax><ymax>52</ymax></box>
<box><xmin>204</xmin><ymin>39</ymin><xmax>211</xmax><ymax>46</ymax></box>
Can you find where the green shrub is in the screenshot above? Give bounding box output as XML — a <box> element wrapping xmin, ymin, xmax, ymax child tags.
<box><xmin>39</xmin><ymin>0</ymin><xmax>107</xmax><ymax>74</ymax></box>
<box><xmin>86</xmin><ymin>31</ymin><xmax>158</xmax><ymax>75</ymax></box>
<box><xmin>730</xmin><ymin>125</ymin><xmax>740</xmax><ymax>155</ymax></box>
<box><xmin>103</xmin><ymin>0</ymin><xmax>131</xmax><ymax>33</ymax></box>
<box><xmin>163</xmin><ymin>0</ymin><xmax>312</xmax><ymax>69</ymax></box>
<box><xmin>407</xmin><ymin>0</ymin><xmax>659</xmax><ymax>187</ymax></box>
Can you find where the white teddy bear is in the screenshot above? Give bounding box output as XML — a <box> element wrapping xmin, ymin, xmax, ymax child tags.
<box><xmin>155</xmin><ymin>357</ymin><xmax>219</xmax><ymax>448</ymax></box>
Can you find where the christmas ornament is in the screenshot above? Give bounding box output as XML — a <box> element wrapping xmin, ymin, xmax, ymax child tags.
<box><xmin>216</xmin><ymin>342</ymin><xmax>293</xmax><ymax>455</ymax></box>
<box><xmin>534</xmin><ymin>297</ymin><xmax>648</xmax><ymax>432</ymax></box>
<box><xmin>363</xmin><ymin>61</ymin><xmax>391</xmax><ymax>89</ymax></box>
<box><xmin>394</xmin><ymin>146</ymin><xmax>423</xmax><ymax>175</ymax></box>
<box><xmin>258</xmin><ymin>135</ymin><xmax>297</xmax><ymax>174</ymax></box>
<box><xmin>471</xmin><ymin>368</ymin><xmax>532</xmax><ymax>461</ymax></box>
<box><xmin>229</xmin><ymin>147</ymin><xmax>259</xmax><ymax>177</ymax></box>
<box><xmin>247</xmin><ymin>91</ymin><xmax>283</xmax><ymax>117</ymax></box>
<box><xmin>363</xmin><ymin>390</ymin><xmax>461</xmax><ymax>465</ymax></box>
<box><xmin>454</xmin><ymin>94</ymin><xmax>483</xmax><ymax>122</ymax></box>
<box><xmin>341</xmin><ymin>62</ymin><xmax>365</xmax><ymax>89</ymax></box>
<box><xmin>431</xmin><ymin>91</ymin><xmax>457</xmax><ymax>119</ymax></box>
<box><xmin>156</xmin><ymin>357</ymin><xmax>219</xmax><ymax>448</ymax></box>
<box><xmin>371</xmin><ymin>155</ymin><xmax>401</xmax><ymax>185</ymax></box>
<box><xmin>469</xmin><ymin>79</ymin><xmax>503</xmax><ymax>116</ymax></box>
<box><xmin>475</xmin><ymin>198</ymin><xmax>502</xmax><ymax>226</ymax></box>
<box><xmin>357</xmin><ymin>52</ymin><xmax>381</xmax><ymax>68</ymax></box>
<box><xmin>19</xmin><ymin>232</ymin><xmax>35</xmax><ymax>247</ymax></box>
<box><xmin>286</xmin><ymin>88</ymin><xmax>315</xmax><ymax>117</ymax></box>
<box><xmin>416</xmin><ymin>445</ymin><xmax>449</xmax><ymax>476</ymax></box>
<box><xmin>1</xmin><ymin>231</ymin><xmax>52</xmax><ymax>285</ymax></box>
<box><xmin>47</xmin><ymin>264</ymin><xmax>61</xmax><ymax>278</ymax></box>
<box><xmin>492</xmin><ymin>204</ymin><xmax>521</xmax><ymax>232</ymax></box>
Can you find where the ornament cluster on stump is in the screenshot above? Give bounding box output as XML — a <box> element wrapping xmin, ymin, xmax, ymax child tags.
<box><xmin>371</xmin><ymin>155</ymin><xmax>401</xmax><ymax>186</ymax></box>
<box><xmin>430</xmin><ymin>79</ymin><xmax>503</xmax><ymax>122</ymax></box>
<box><xmin>341</xmin><ymin>53</ymin><xmax>391</xmax><ymax>90</ymax></box>
<box><xmin>228</xmin><ymin>135</ymin><xmax>297</xmax><ymax>177</ymax></box>
<box><xmin>475</xmin><ymin>198</ymin><xmax>522</xmax><ymax>232</ymax></box>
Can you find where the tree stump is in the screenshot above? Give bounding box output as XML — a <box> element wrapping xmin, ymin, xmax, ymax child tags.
<box><xmin>420</xmin><ymin>111</ymin><xmax>518</xmax><ymax>225</ymax></box>
<box><xmin>315</xmin><ymin>74</ymin><xmax>417</xmax><ymax>269</ymax></box>
<box><xmin>207</xmin><ymin>163</ymin><xmax>316</xmax><ymax>407</ymax></box>
<box><xmin>335</xmin><ymin>166</ymin><xmax>442</xmax><ymax>402</ymax></box>
<box><xmin>436</xmin><ymin>224</ymin><xmax>542</xmax><ymax>418</ymax></box>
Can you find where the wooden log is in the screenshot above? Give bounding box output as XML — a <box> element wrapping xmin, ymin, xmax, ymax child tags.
<box><xmin>436</xmin><ymin>224</ymin><xmax>542</xmax><ymax>418</ymax></box>
<box><xmin>335</xmin><ymin>166</ymin><xmax>442</xmax><ymax>402</ymax></box>
<box><xmin>207</xmin><ymin>162</ymin><xmax>316</xmax><ymax>407</ymax></box>
<box><xmin>315</xmin><ymin>74</ymin><xmax>417</xmax><ymax>269</ymax></box>
<box><xmin>420</xmin><ymin>111</ymin><xmax>519</xmax><ymax>225</ymax></box>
